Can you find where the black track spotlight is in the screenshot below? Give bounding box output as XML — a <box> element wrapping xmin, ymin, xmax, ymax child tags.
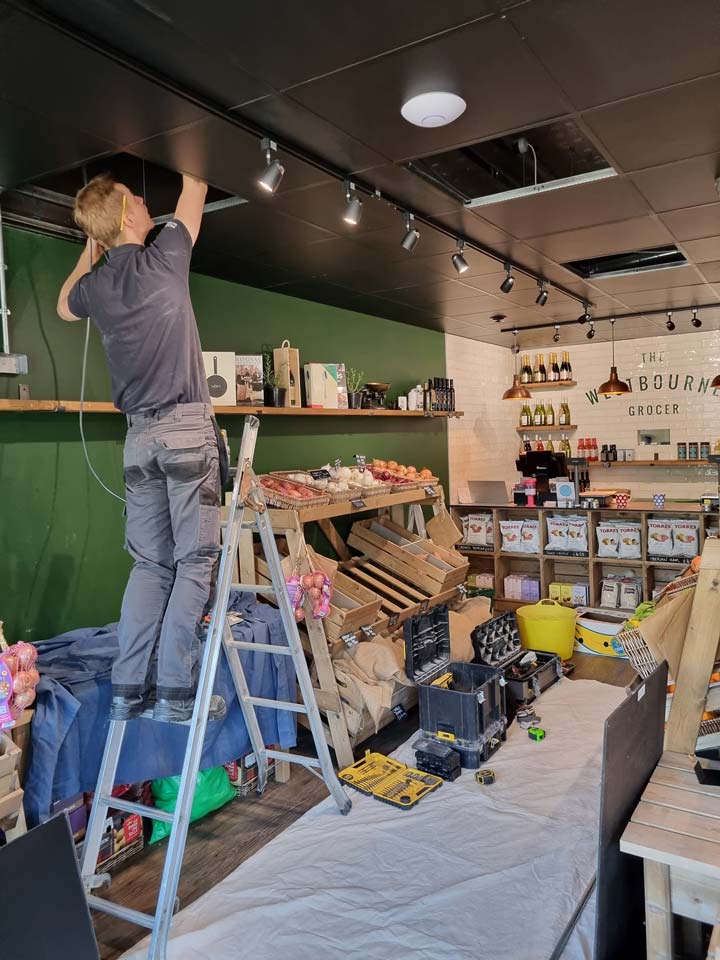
<box><xmin>536</xmin><ymin>281</ymin><xmax>548</xmax><ymax>307</ymax></box>
<box><xmin>400</xmin><ymin>212</ymin><xmax>420</xmax><ymax>252</ymax></box>
<box><xmin>577</xmin><ymin>304</ymin><xmax>591</xmax><ymax>324</ymax></box>
<box><xmin>257</xmin><ymin>137</ymin><xmax>284</xmax><ymax>194</ymax></box>
<box><xmin>552</xmin><ymin>324</ymin><xmax>560</xmax><ymax>344</ymax></box>
<box><xmin>666</xmin><ymin>311</ymin><xmax>675</xmax><ymax>332</ymax></box>
<box><xmin>451</xmin><ymin>239</ymin><xmax>469</xmax><ymax>275</ymax></box>
<box><xmin>586</xmin><ymin>320</ymin><xmax>596</xmax><ymax>340</ymax></box>
<box><xmin>342</xmin><ymin>181</ymin><xmax>362</xmax><ymax>226</ymax></box>
<box><xmin>500</xmin><ymin>262</ymin><xmax>515</xmax><ymax>294</ymax></box>
<box><xmin>692</xmin><ymin>308</ymin><xmax>702</xmax><ymax>328</ymax></box>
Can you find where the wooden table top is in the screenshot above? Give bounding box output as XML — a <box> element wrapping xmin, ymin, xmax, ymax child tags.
<box><xmin>620</xmin><ymin>751</ymin><xmax>720</xmax><ymax>880</ymax></box>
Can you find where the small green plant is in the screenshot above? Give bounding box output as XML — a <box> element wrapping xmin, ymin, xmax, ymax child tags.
<box><xmin>346</xmin><ymin>367</ymin><xmax>365</xmax><ymax>394</ymax></box>
<box><xmin>263</xmin><ymin>353</ymin><xmax>281</xmax><ymax>388</ymax></box>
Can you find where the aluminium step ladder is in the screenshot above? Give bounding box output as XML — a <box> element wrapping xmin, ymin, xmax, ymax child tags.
<box><xmin>80</xmin><ymin>414</ymin><xmax>351</xmax><ymax>960</ymax></box>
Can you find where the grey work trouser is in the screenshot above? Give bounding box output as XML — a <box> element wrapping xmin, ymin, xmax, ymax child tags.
<box><xmin>112</xmin><ymin>402</ymin><xmax>222</xmax><ymax>700</ymax></box>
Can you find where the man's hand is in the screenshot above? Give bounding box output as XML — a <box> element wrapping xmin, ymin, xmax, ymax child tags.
<box><xmin>174</xmin><ymin>174</ymin><xmax>208</xmax><ymax>246</ymax></box>
<box><xmin>57</xmin><ymin>238</ymin><xmax>101</xmax><ymax>321</ymax></box>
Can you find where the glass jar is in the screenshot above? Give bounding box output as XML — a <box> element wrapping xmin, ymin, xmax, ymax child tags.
<box><xmin>701</xmin><ymin>441</ymin><xmax>710</xmax><ymax>459</ymax></box>
<box><xmin>688</xmin><ymin>441</ymin><xmax>699</xmax><ymax>460</ymax></box>
<box><xmin>677</xmin><ymin>442</ymin><xmax>687</xmax><ymax>460</ymax></box>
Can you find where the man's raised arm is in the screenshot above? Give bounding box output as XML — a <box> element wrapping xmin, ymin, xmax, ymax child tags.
<box><xmin>57</xmin><ymin>238</ymin><xmax>103</xmax><ymax>321</ymax></box>
<box><xmin>174</xmin><ymin>174</ymin><xmax>208</xmax><ymax>246</ymax></box>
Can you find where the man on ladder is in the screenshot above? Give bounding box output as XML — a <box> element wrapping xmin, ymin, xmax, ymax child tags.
<box><xmin>57</xmin><ymin>171</ymin><xmax>227</xmax><ymax>723</ymax></box>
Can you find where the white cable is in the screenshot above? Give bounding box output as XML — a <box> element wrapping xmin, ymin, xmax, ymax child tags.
<box><xmin>79</xmin><ymin>311</ymin><xmax>126</xmax><ymax>505</ymax></box>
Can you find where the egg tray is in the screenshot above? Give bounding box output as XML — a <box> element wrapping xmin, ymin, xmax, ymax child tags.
<box><xmin>338</xmin><ymin>750</ymin><xmax>442</xmax><ymax>810</ymax></box>
<box><xmin>471</xmin><ymin>611</ymin><xmax>522</xmax><ymax>668</ymax></box>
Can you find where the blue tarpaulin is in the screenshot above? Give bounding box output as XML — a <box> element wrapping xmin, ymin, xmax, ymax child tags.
<box><xmin>23</xmin><ymin>592</ymin><xmax>297</xmax><ymax>826</ymax></box>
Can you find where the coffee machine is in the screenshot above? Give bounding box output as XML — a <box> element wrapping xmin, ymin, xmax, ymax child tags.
<box><xmin>515</xmin><ymin>451</ymin><xmax>568</xmax><ymax>505</ymax></box>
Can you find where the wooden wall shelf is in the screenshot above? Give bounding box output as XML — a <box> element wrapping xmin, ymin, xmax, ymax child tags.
<box><xmin>516</xmin><ymin>425</ymin><xmax>577</xmax><ymax>434</ymax></box>
<box><xmin>589</xmin><ymin>459</ymin><xmax>712</xmax><ymax>467</ymax></box>
<box><xmin>522</xmin><ymin>381</ymin><xmax>576</xmax><ymax>392</ymax></box>
<box><xmin>0</xmin><ymin>399</ymin><xmax>462</xmax><ymax>419</ymax></box>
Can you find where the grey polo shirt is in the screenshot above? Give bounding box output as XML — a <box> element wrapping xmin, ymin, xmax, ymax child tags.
<box><xmin>68</xmin><ymin>219</ymin><xmax>210</xmax><ymax>414</ymax></box>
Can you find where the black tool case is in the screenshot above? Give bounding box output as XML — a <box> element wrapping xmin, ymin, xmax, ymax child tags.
<box><xmin>471</xmin><ymin>611</ymin><xmax>522</xmax><ymax>668</ymax></box>
<box><xmin>413</xmin><ymin>737</ymin><xmax>462</xmax><ymax>782</ymax></box>
<box><xmin>503</xmin><ymin>650</ymin><xmax>563</xmax><ymax>707</ymax></box>
<box><xmin>404</xmin><ymin>606</ymin><xmax>507</xmax><ymax>769</ymax></box>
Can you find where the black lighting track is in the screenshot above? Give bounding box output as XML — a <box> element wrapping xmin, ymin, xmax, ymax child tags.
<box><xmin>9</xmin><ymin>0</ymin><xmax>587</xmax><ymax>308</ymax></box>
<box><xmin>500</xmin><ymin>303</ymin><xmax>720</xmax><ymax>335</ymax></box>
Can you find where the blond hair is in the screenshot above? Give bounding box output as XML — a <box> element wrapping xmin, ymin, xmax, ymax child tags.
<box><xmin>73</xmin><ymin>174</ymin><xmax>124</xmax><ymax>248</ymax></box>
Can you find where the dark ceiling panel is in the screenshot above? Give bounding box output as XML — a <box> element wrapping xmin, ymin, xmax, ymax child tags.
<box><xmin>509</xmin><ymin>0</ymin><xmax>720</xmax><ymax>110</ymax></box>
<box><xmin>31</xmin><ymin>0</ymin><xmax>270</xmax><ymax>108</ymax></box>
<box><xmin>268</xmin><ymin>181</ymin><xmax>400</xmax><ymax>237</ymax></box>
<box><xmin>525</xmin><ymin>217</ymin><xmax>672</xmax><ymax>262</ymax></box>
<box><xmin>360</xmin><ymin>163</ymin><xmax>463</xmax><ymax>216</ymax></box>
<box><xmin>631</xmin><ymin>155</ymin><xmax>720</xmax><ymax>213</ymax></box>
<box><xmin>0</xmin><ymin>97</ymin><xmax>111</xmax><ymax>188</ymax></box>
<box><xmin>583</xmin><ymin>77</ymin><xmax>720</xmax><ymax>173</ymax></box>
<box><xmin>339</xmin><ymin>259</ymin><xmax>450</xmax><ymax>293</ymax></box>
<box><xmin>287</xmin><ymin>18</ymin><xmax>569</xmax><ymax>162</ymax></box>
<box><xmin>192</xmin><ymin>202</ymin><xmax>335</xmax><ymax>261</ymax></box>
<box><xmin>441</xmin><ymin>297</ymin><xmax>532</xmax><ymax>319</ymax></box>
<box><xmin>189</xmin><ymin>251</ymin><xmax>302</xmax><ymax>290</ymax></box>
<box><xmin>376</xmin><ymin>280</ymin><xmax>486</xmax><ymax>307</ymax></box>
<box><xmin>236</xmin><ymin>95</ymin><xmax>385</xmax><ymax>173</ymax></box>
<box><xmin>354</xmin><ymin>222</ymin><xmax>460</xmax><ymax>261</ymax></box>
<box><xmin>660</xmin><ymin>203</ymin><xmax>720</xmax><ymax>242</ymax></box>
<box><xmin>127</xmin><ymin>117</ymin><xmax>331</xmax><ymax>198</ymax></box>
<box><xmin>0</xmin><ymin>9</ymin><xmax>207</xmax><ymax>149</ymax></box>
<box><xmin>429</xmin><ymin>208</ymin><xmax>512</xmax><ymax>248</ymax></box>
<box><xmin>590</xmin><ymin>266</ymin><xmax>704</xmax><ymax>296</ymax></box>
<box><xmin>476</xmin><ymin>177</ymin><xmax>651</xmax><ymax>239</ymax></box>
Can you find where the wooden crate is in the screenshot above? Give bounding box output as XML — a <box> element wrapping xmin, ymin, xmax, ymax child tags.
<box><xmin>0</xmin><ymin>732</ymin><xmax>21</xmax><ymax>798</ymax></box>
<box><xmin>348</xmin><ymin>517</ymin><xmax>468</xmax><ymax>593</ymax></box>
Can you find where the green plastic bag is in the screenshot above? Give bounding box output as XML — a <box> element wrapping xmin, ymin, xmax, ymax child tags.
<box><xmin>150</xmin><ymin>766</ymin><xmax>235</xmax><ymax>843</ymax></box>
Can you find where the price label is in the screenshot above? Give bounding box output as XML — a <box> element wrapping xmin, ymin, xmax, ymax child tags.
<box><xmin>341</xmin><ymin>631</ymin><xmax>359</xmax><ymax>648</ymax></box>
<box><xmin>334</xmin><ymin>457</ymin><xmax>342</xmax><ymax>469</ymax></box>
<box><xmin>419</xmin><ymin>599</ymin><xmax>429</xmax><ymax>614</ymax></box>
<box><xmin>354</xmin><ymin>454</ymin><xmax>367</xmax><ymax>470</ymax></box>
<box><xmin>457</xmin><ymin>583</ymin><xmax>467</xmax><ymax>598</ymax></box>
<box><xmin>387</xmin><ymin>614</ymin><xmax>399</xmax><ymax>629</ymax></box>
<box><xmin>360</xmin><ymin>625</ymin><xmax>376</xmax><ymax>639</ymax></box>
<box><xmin>424</xmin><ymin>485</ymin><xmax>437</xmax><ymax>496</ymax></box>
<box><xmin>391</xmin><ymin>705</ymin><xmax>408</xmax><ymax>721</ymax></box>
<box><xmin>350</xmin><ymin>498</ymin><xmax>366</xmax><ymax>509</ymax></box>
<box><xmin>310</xmin><ymin>468</ymin><xmax>331</xmax><ymax>480</ymax></box>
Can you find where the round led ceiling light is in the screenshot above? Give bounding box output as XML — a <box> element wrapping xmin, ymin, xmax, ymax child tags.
<box><xmin>400</xmin><ymin>91</ymin><xmax>467</xmax><ymax>128</ymax></box>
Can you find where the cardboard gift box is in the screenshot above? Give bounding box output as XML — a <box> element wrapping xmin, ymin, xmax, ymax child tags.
<box><xmin>235</xmin><ymin>355</ymin><xmax>263</xmax><ymax>405</ymax></box>
<box><xmin>202</xmin><ymin>352</ymin><xmax>235</xmax><ymax>406</ymax></box>
<box><xmin>273</xmin><ymin>340</ymin><xmax>302</xmax><ymax>407</ymax></box>
<box><xmin>304</xmin><ymin>363</ymin><xmax>339</xmax><ymax>408</ymax></box>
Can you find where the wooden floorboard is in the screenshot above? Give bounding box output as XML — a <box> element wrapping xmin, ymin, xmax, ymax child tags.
<box><xmin>93</xmin><ymin>652</ymin><xmax>631</xmax><ymax>958</ymax></box>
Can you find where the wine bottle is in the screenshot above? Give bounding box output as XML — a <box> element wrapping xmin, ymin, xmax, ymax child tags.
<box><xmin>558</xmin><ymin>398</ymin><xmax>567</xmax><ymax>426</ymax></box>
<box><xmin>523</xmin><ymin>434</ymin><xmax>532</xmax><ymax>453</ymax></box>
<box><xmin>533</xmin><ymin>354</ymin><xmax>541</xmax><ymax>382</ymax></box>
<box><xmin>547</xmin><ymin>438</ymin><xmax>555</xmax><ymax>453</ymax></box>
<box><xmin>538</xmin><ymin>354</ymin><xmax>547</xmax><ymax>382</ymax></box>
<box><xmin>535</xmin><ymin>435</ymin><xmax>544</xmax><ymax>451</ymax></box>
<box><xmin>533</xmin><ymin>403</ymin><xmax>542</xmax><ymax>427</ymax></box>
<box><xmin>549</xmin><ymin>352</ymin><xmax>561</xmax><ymax>382</ymax></box>
<box><xmin>565</xmin><ymin>351</ymin><xmax>573</xmax><ymax>381</ymax></box>
<box><xmin>545</xmin><ymin>402</ymin><xmax>555</xmax><ymax>426</ymax></box>
<box><xmin>560</xmin><ymin>351</ymin><xmax>569</xmax><ymax>381</ymax></box>
<box><xmin>520</xmin><ymin>355</ymin><xmax>533</xmax><ymax>384</ymax></box>
<box><xmin>520</xmin><ymin>403</ymin><xmax>530</xmax><ymax>428</ymax></box>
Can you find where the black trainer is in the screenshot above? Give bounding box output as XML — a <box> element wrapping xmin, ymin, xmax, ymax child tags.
<box><xmin>109</xmin><ymin>690</ymin><xmax>156</xmax><ymax>721</ymax></box>
<box><xmin>153</xmin><ymin>694</ymin><xmax>227</xmax><ymax>724</ymax></box>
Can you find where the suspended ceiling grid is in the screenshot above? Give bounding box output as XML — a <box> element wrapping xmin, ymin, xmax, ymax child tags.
<box><xmin>1</xmin><ymin>0</ymin><xmax>720</xmax><ymax>347</ymax></box>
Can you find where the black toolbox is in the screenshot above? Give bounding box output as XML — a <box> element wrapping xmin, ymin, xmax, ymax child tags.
<box><xmin>472</xmin><ymin>612</ymin><xmax>562</xmax><ymax>723</ymax></box>
<box><xmin>404</xmin><ymin>605</ymin><xmax>507</xmax><ymax>769</ymax></box>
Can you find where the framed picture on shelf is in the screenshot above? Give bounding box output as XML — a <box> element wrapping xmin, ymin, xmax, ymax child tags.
<box><xmin>235</xmin><ymin>355</ymin><xmax>264</xmax><ymax>405</ymax></box>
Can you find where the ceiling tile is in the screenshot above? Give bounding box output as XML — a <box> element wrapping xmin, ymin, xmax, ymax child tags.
<box><xmin>353</xmin><ymin>222</ymin><xmax>459</xmax><ymax>261</ymax></box>
<box><xmin>463</xmin><ymin>269</ymin><xmax>540</xmax><ymax>293</ymax></box>
<box><xmin>376</xmin><ymin>280</ymin><xmax>485</xmax><ymax>308</ymax></box>
<box><xmin>340</xmin><ymin>260</ymin><xmax>449</xmax><ymax>292</ymax></box>
<box><xmin>509</xmin><ymin>0</ymin><xmax>720</xmax><ymax>110</ymax></box>
<box><xmin>268</xmin><ymin>181</ymin><xmax>400</xmax><ymax>236</ymax></box>
<box><xmin>682</xmin><ymin>237</ymin><xmax>720</xmax><ymax>264</ymax></box>
<box><xmin>615</xmin><ymin>284</ymin><xmax>719</xmax><ymax>308</ymax></box>
<box><xmin>287</xmin><ymin>18</ymin><xmax>569</xmax><ymax>162</ymax></box>
<box><xmin>193</xmin><ymin>202</ymin><xmax>335</xmax><ymax>260</ymax></box>
<box><xmin>631</xmin><ymin>155</ymin><xmax>720</xmax><ymax>213</ymax></box>
<box><xmin>475</xmin><ymin>177</ymin><xmax>650</xmax><ymax>238</ymax></box>
<box><xmin>590</xmin><ymin>266</ymin><xmax>704</xmax><ymax>295</ymax></box>
<box><xmin>525</xmin><ymin>217</ymin><xmax>672</xmax><ymax>262</ymax></box>
<box><xmin>697</xmin><ymin>261</ymin><xmax>720</xmax><ymax>283</ymax></box>
<box><xmin>660</xmin><ymin>203</ymin><xmax>720</xmax><ymax>242</ymax></box>
<box><xmin>361</xmin><ymin>163</ymin><xmax>464</xmax><ymax>216</ymax></box>
<box><xmin>583</xmin><ymin>77</ymin><xmax>720</xmax><ymax>172</ymax></box>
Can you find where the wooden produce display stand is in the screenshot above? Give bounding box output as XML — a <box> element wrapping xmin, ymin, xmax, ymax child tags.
<box><xmin>228</xmin><ymin>485</ymin><xmax>468</xmax><ymax>769</ymax></box>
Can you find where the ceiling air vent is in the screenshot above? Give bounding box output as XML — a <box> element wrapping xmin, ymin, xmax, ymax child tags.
<box><xmin>406</xmin><ymin>118</ymin><xmax>615</xmax><ymax>207</ymax></box>
<box><xmin>564</xmin><ymin>246</ymin><xmax>687</xmax><ymax>281</ymax></box>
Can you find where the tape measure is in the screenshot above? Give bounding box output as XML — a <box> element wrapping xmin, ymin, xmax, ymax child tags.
<box><xmin>528</xmin><ymin>727</ymin><xmax>546</xmax><ymax>742</ymax></box>
<box><xmin>475</xmin><ymin>769</ymin><xmax>496</xmax><ymax>785</ymax></box>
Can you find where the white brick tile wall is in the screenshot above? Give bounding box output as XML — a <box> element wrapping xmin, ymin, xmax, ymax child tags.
<box><xmin>446</xmin><ymin>329</ymin><xmax>720</xmax><ymax>501</ymax></box>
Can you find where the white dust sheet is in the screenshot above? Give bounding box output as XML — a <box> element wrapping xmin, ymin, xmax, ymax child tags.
<box><xmin>124</xmin><ymin>678</ymin><xmax>622</xmax><ymax>960</ymax></box>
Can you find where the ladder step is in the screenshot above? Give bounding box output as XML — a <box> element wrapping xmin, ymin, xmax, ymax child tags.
<box><xmin>266</xmin><ymin>748</ymin><xmax>321</xmax><ymax>770</ymax></box>
<box><xmin>226</xmin><ymin>640</ymin><xmax>292</xmax><ymax>655</ymax></box>
<box><xmin>245</xmin><ymin>696</ymin><xmax>307</xmax><ymax>714</ymax></box>
<box><xmin>86</xmin><ymin>894</ymin><xmax>155</xmax><ymax>929</ymax></box>
<box><xmin>98</xmin><ymin>795</ymin><xmax>175</xmax><ymax>824</ymax></box>
<box><xmin>230</xmin><ymin>582</ymin><xmax>276</xmax><ymax>595</ymax></box>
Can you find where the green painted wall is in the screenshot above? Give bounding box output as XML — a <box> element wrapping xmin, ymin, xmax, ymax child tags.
<box><xmin>0</xmin><ymin>228</ymin><xmax>447</xmax><ymax>642</ymax></box>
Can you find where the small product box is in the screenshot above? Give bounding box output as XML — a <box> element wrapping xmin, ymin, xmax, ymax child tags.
<box><xmin>600</xmin><ymin>577</ymin><xmax>620</xmax><ymax>609</ymax></box>
<box><xmin>96</xmin><ymin>811</ymin><xmax>143</xmax><ymax>870</ymax></box>
<box><xmin>224</xmin><ymin>751</ymin><xmax>276</xmax><ymax>796</ymax></box>
<box><xmin>560</xmin><ymin>583</ymin><xmax>573</xmax><ymax>604</ymax></box>
<box><xmin>234</xmin><ymin>355</ymin><xmax>263</xmax><ymax>405</ymax></box>
<box><xmin>273</xmin><ymin>340</ymin><xmax>302</xmax><ymax>408</ymax></box>
<box><xmin>304</xmin><ymin>363</ymin><xmax>339</xmax><ymax>408</ymax></box>
<box><xmin>571</xmin><ymin>582</ymin><xmax>589</xmax><ymax>606</ymax></box>
<box><xmin>202</xmin><ymin>352</ymin><xmax>236</xmax><ymax>406</ymax></box>
<box><xmin>336</xmin><ymin>363</ymin><xmax>349</xmax><ymax>410</ymax></box>
<box><xmin>549</xmin><ymin>582</ymin><xmax>562</xmax><ymax>601</ymax></box>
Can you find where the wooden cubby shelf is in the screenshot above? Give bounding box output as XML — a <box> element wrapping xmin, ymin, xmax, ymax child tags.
<box><xmin>452</xmin><ymin>501</ymin><xmax>711</xmax><ymax>611</ymax></box>
<box><xmin>0</xmin><ymin>399</ymin><xmax>463</xmax><ymax>419</ymax></box>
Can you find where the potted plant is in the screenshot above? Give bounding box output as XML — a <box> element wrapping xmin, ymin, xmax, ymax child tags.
<box><xmin>263</xmin><ymin>354</ymin><xmax>287</xmax><ymax>407</ymax></box>
<box><xmin>346</xmin><ymin>368</ymin><xmax>365</xmax><ymax>409</ymax></box>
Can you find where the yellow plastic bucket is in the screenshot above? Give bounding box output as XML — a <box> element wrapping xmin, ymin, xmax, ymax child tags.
<box><xmin>516</xmin><ymin>599</ymin><xmax>577</xmax><ymax>660</ymax></box>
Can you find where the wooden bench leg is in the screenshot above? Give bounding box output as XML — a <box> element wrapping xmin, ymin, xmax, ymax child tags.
<box><xmin>644</xmin><ymin>860</ymin><xmax>674</xmax><ymax>960</ymax></box>
<box><xmin>708</xmin><ymin>922</ymin><xmax>720</xmax><ymax>960</ymax></box>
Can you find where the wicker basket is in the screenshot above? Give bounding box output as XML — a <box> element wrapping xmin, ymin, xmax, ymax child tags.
<box><xmin>259</xmin><ymin>475</ymin><xmax>330</xmax><ymax>509</ymax></box>
<box><xmin>269</xmin><ymin>470</ymin><xmax>352</xmax><ymax>504</ymax></box>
